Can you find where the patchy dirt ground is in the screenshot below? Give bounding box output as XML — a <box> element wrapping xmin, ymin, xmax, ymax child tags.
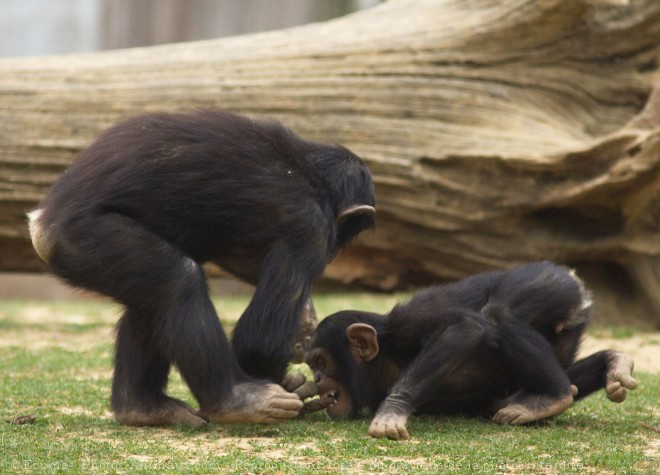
<box><xmin>579</xmin><ymin>333</ymin><xmax>660</xmax><ymax>373</ymax></box>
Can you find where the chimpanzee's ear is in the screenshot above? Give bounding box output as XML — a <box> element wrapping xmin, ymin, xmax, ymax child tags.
<box><xmin>336</xmin><ymin>204</ymin><xmax>375</xmax><ymax>225</ymax></box>
<box><xmin>346</xmin><ymin>323</ymin><xmax>379</xmax><ymax>362</ymax></box>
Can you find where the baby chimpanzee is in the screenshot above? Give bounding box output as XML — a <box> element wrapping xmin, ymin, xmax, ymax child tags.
<box><xmin>304</xmin><ymin>262</ymin><xmax>637</xmax><ymax>440</ymax></box>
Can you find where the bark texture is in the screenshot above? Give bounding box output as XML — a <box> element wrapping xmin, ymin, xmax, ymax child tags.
<box><xmin>0</xmin><ymin>0</ymin><xmax>659</xmax><ymax>325</ymax></box>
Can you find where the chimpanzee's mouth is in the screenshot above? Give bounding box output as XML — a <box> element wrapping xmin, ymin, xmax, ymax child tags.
<box><xmin>321</xmin><ymin>387</ymin><xmax>352</xmax><ymax>420</ymax></box>
<box><xmin>321</xmin><ymin>389</ymin><xmax>339</xmax><ymax>406</ymax></box>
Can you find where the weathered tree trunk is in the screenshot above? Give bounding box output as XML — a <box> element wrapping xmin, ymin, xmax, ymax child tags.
<box><xmin>0</xmin><ymin>0</ymin><xmax>658</xmax><ymax>326</ymax></box>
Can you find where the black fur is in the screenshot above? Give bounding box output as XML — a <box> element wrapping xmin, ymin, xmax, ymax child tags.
<box><xmin>32</xmin><ymin>109</ymin><xmax>375</xmax><ymax>419</ymax></box>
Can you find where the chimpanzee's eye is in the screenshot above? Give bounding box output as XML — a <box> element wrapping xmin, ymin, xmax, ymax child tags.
<box><xmin>315</xmin><ymin>357</ymin><xmax>325</xmax><ymax>370</ymax></box>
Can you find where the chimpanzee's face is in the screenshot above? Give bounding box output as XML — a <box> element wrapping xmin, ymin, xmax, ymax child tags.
<box><xmin>304</xmin><ymin>346</ymin><xmax>355</xmax><ymax>419</ymax></box>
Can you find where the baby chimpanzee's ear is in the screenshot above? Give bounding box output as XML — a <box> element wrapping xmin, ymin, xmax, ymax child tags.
<box><xmin>346</xmin><ymin>323</ymin><xmax>379</xmax><ymax>362</ymax></box>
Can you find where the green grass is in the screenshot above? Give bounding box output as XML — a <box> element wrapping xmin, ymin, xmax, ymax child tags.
<box><xmin>0</xmin><ymin>296</ymin><xmax>658</xmax><ymax>474</ymax></box>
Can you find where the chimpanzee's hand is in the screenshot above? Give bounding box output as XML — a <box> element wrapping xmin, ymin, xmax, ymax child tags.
<box><xmin>299</xmin><ymin>391</ymin><xmax>338</xmax><ymax>415</ymax></box>
<box><xmin>368</xmin><ymin>392</ymin><xmax>413</xmax><ymax>440</ymax></box>
<box><xmin>368</xmin><ymin>412</ymin><xmax>410</xmax><ymax>440</ymax></box>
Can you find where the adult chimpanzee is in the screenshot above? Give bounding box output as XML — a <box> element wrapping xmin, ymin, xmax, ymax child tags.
<box><xmin>304</xmin><ymin>262</ymin><xmax>637</xmax><ymax>440</ymax></box>
<box><xmin>28</xmin><ymin>109</ymin><xmax>375</xmax><ymax>426</ymax></box>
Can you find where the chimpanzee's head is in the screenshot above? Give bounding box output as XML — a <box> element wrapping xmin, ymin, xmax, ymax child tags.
<box><xmin>304</xmin><ymin>310</ymin><xmax>395</xmax><ymax>419</ymax></box>
<box><xmin>306</xmin><ymin>145</ymin><xmax>376</xmax><ymax>250</ymax></box>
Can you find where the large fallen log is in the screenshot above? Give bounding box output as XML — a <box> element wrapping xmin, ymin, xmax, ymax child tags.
<box><xmin>0</xmin><ymin>0</ymin><xmax>658</xmax><ymax>325</ymax></box>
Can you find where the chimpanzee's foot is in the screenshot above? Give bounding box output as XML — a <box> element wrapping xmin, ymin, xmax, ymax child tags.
<box><xmin>114</xmin><ymin>396</ymin><xmax>207</xmax><ymax>427</ymax></box>
<box><xmin>368</xmin><ymin>412</ymin><xmax>410</xmax><ymax>440</ymax></box>
<box><xmin>605</xmin><ymin>351</ymin><xmax>638</xmax><ymax>403</ymax></box>
<box><xmin>493</xmin><ymin>391</ymin><xmax>573</xmax><ymax>425</ymax></box>
<box><xmin>204</xmin><ymin>382</ymin><xmax>303</xmax><ymax>424</ymax></box>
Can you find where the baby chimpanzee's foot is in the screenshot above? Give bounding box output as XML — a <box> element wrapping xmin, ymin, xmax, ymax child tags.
<box><xmin>493</xmin><ymin>390</ymin><xmax>573</xmax><ymax>425</ymax></box>
<box><xmin>605</xmin><ymin>351</ymin><xmax>638</xmax><ymax>403</ymax></box>
<box><xmin>204</xmin><ymin>382</ymin><xmax>303</xmax><ymax>424</ymax></box>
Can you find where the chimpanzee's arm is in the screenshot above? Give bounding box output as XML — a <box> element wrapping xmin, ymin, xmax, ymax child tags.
<box><xmin>232</xmin><ymin>239</ymin><xmax>327</xmax><ymax>383</ymax></box>
<box><xmin>369</xmin><ymin>313</ymin><xmax>490</xmax><ymax>440</ymax></box>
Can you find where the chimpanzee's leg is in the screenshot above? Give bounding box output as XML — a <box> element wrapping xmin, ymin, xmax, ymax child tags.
<box><xmin>232</xmin><ymin>241</ymin><xmax>326</xmax><ymax>383</ymax></box>
<box><xmin>369</xmin><ymin>313</ymin><xmax>491</xmax><ymax>440</ymax></box>
<box><xmin>49</xmin><ymin>212</ymin><xmax>302</xmax><ymax>425</ymax></box>
<box><xmin>112</xmin><ymin>310</ymin><xmax>206</xmax><ymax>426</ymax></box>
<box><xmin>492</xmin><ymin>319</ymin><xmax>574</xmax><ymax>424</ymax></box>
<box><xmin>568</xmin><ymin>350</ymin><xmax>637</xmax><ymax>403</ymax></box>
